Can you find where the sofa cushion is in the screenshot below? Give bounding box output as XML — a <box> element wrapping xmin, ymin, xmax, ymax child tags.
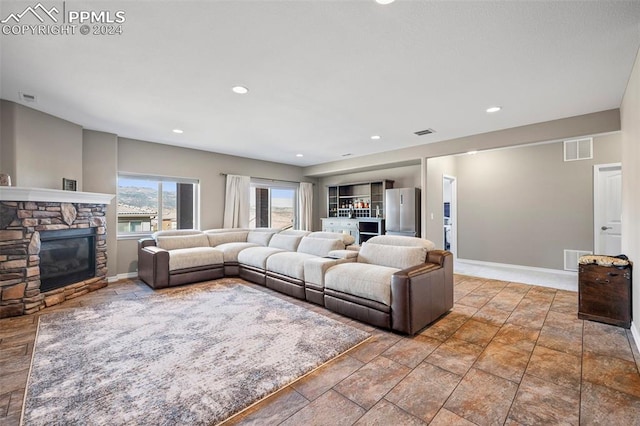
<box><xmin>238</xmin><ymin>246</ymin><xmax>285</xmax><ymax>269</ymax></box>
<box><xmin>268</xmin><ymin>234</ymin><xmax>304</xmax><ymax>251</ymax></box>
<box><xmin>153</xmin><ymin>229</ymin><xmax>203</xmax><ymax>239</ymax></box>
<box><xmin>365</xmin><ymin>235</ymin><xmax>436</xmax><ymax>251</ymax></box>
<box><xmin>358</xmin><ymin>243</ymin><xmax>426</xmax><ymax>270</ymax></box>
<box><xmin>296</xmin><ymin>237</ymin><xmax>345</xmax><ymax>257</ymax></box>
<box><xmin>325</xmin><ymin>263</ymin><xmax>399</xmax><ymax>306</ymax></box>
<box><xmin>279</xmin><ymin>229</ymin><xmax>311</xmax><ymax>237</ymax></box>
<box><xmin>307</xmin><ymin>231</ymin><xmax>356</xmax><ymax>246</ymax></box>
<box><xmin>267</xmin><ymin>252</ymin><xmax>317</xmax><ymax>280</ymax></box>
<box><xmin>215</xmin><ymin>242</ymin><xmax>259</xmax><ymax>263</ymax></box>
<box><xmin>156</xmin><ymin>234</ymin><xmax>210</xmax><ymax>251</ymax></box>
<box><xmin>247</xmin><ymin>230</ymin><xmax>277</xmax><ymax>246</ymax></box>
<box><xmin>168</xmin><ymin>247</ymin><xmax>223</xmax><ymax>271</ymax></box>
<box><xmin>205</xmin><ymin>230</ymin><xmax>249</xmax><ymax>247</ymax></box>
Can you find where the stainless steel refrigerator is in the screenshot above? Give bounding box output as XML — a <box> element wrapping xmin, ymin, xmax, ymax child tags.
<box><xmin>385</xmin><ymin>188</ymin><xmax>421</xmax><ymax>237</ymax></box>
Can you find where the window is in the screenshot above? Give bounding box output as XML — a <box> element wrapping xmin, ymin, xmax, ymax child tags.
<box><xmin>249</xmin><ymin>180</ymin><xmax>297</xmax><ymax>230</ymax></box>
<box><xmin>117</xmin><ymin>174</ymin><xmax>199</xmax><ymax>235</ymax></box>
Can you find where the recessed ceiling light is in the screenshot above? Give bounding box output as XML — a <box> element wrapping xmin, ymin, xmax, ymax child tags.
<box><xmin>486</xmin><ymin>106</ymin><xmax>502</xmax><ymax>113</ymax></box>
<box><xmin>467</xmin><ymin>150</ymin><xmax>478</xmax><ymax>155</ymax></box>
<box><xmin>172</xmin><ymin>129</ymin><xmax>184</xmax><ymax>134</ymax></box>
<box><xmin>370</xmin><ymin>135</ymin><xmax>381</xmax><ymax>140</ymax></box>
<box><xmin>296</xmin><ymin>154</ymin><xmax>304</xmax><ymax>157</ymax></box>
<box><xmin>232</xmin><ymin>86</ymin><xmax>249</xmax><ymax>94</ymax></box>
<box><xmin>376</xmin><ymin>0</ymin><xmax>395</xmax><ymax>4</ymax></box>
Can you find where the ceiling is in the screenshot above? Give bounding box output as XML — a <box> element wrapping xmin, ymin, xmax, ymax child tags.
<box><xmin>1</xmin><ymin>1</ymin><xmax>639</xmax><ymax>167</ymax></box>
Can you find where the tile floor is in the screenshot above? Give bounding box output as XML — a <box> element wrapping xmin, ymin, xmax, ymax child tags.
<box><xmin>1</xmin><ymin>275</ymin><xmax>640</xmax><ymax>425</ymax></box>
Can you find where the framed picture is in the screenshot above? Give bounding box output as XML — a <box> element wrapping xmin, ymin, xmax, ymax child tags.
<box><xmin>62</xmin><ymin>178</ymin><xmax>77</xmax><ymax>191</ymax></box>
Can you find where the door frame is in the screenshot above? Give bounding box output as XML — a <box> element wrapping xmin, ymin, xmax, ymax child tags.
<box><xmin>593</xmin><ymin>162</ymin><xmax>622</xmax><ymax>254</ymax></box>
<box><xmin>443</xmin><ymin>175</ymin><xmax>457</xmax><ymax>258</ymax></box>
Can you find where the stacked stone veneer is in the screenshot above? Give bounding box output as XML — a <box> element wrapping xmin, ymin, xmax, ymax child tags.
<box><xmin>0</xmin><ymin>201</ymin><xmax>108</xmax><ymax>318</ymax></box>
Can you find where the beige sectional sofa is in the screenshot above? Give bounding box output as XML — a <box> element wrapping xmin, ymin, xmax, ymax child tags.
<box><xmin>137</xmin><ymin>228</ymin><xmax>452</xmax><ymax>334</ymax></box>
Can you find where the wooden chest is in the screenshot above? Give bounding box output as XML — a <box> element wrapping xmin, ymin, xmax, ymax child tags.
<box><xmin>578</xmin><ymin>263</ymin><xmax>632</xmax><ymax>328</ymax></box>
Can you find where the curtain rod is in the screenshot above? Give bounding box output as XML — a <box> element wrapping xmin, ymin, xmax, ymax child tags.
<box><xmin>219</xmin><ymin>173</ymin><xmax>314</xmax><ymax>185</ymax></box>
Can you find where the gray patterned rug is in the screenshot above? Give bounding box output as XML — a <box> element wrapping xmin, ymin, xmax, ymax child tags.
<box><xmin>22</xmin><ymin>282</ymin><xmax>370</xmax><ymax>425</ymax></box>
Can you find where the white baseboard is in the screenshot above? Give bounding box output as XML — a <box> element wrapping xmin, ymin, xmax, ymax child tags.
<box><xmin>456</xmin><ymin>258</ymin><xmax>576</xmax><ymax>275</ymax></box>
<box><xmin>631</xmin><ymin>321</ymin><xmax>640</xmax><ymax>356</ymax></box>
<box><xmin>108</xmin><ymin>272</ymin><xmax>138</xmax><ymax>283</ymax></box>
<box><xmin>455</xmin><ymin>258</ymin><xmax>578</xmax><ymax>291</ymax></box>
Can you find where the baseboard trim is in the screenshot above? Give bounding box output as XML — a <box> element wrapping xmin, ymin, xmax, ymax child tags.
<box><xmin>455</xmin><ymin>258</ymin><xmax>578</xmax><ymax>291</ymax></box>
<box><xmin>631</xmin><ymin>321</ymin><xmax>640</xmax><ymax>355</ymax></box>
<box><xmin>456</xmin><ymin>258</ymin><xmax>577</xmax><ymax>276</ymax></box>
<box><xmin>108</xmin><ymin>272</ymin><xmax>138</xmax><ymax>283</ymax></box>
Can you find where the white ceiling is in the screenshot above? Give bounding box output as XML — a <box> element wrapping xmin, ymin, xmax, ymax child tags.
<box><xmin>1</xmin><ymin>1</ymin><xmax>639</xmax><ymax>167</ymax></box>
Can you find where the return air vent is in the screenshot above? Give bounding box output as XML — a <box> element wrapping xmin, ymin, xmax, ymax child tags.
<box><xmin>564</xmin><ymin>137</ymin><xmax>592</xmax><ymax>161</ymax></box>
<box><xmin>19</xmin><ymin>92</ymin><xmax>37</xmax><ymax>103</ymax></box>
<box><xmin>414</xmin><ymin>128</ymin><xmax>435</xmax><ymax>136</ymax></box>
<box><xmin>564</xmin><ymin>249</ymin><xmax>592</xmax><ymax>271</ymax></box>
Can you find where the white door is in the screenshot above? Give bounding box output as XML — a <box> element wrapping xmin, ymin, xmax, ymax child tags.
<box><xmin>443</xmin><ymin>175</ymin><xmax>457</xmax><ymax>257</ymax></box>
<box><xmin>594</xmin><ymin>164</ymin><xmax>622</xmax><ymax>255</ymax></box>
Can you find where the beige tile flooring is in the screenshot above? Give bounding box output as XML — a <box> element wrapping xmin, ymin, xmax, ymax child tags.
<box><xmin>1</xmin><ymin>275</ymin><xmax>640</xmax><ymax>425</ymax></box>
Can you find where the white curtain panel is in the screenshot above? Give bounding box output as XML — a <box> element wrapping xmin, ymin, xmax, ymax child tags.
<box><xmin>299</xmin><ymin>182</ymin><xmax>313</xmax><ymax>231</ymax></box>
<box><xmin>223</xmin><ymin>175</ymin><xmax>250</xmax><ymax>228</ymax></box>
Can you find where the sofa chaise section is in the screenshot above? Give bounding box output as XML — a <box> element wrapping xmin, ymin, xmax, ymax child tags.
<box><xmin>238</xmin><ymin>230</ymin><xmax>309</xmax><ymax>285</ymax></box>
<box><xmin>265</xmin><ymin>232</ymin><xmax>353</xmax><ymax>301</ymax></box>
<box><xmin>138</xmin><ymin>230</ymin><xmax>224</xmax><ymax>289</ymax></box>
<box><xmin>323</xmin><ymin>235</ymin><xmax>453</xmax><ymax>334</ymax></box>
<box><xmin>204</xmin><ymin>228</ymin><xmax>279</xmax><ymax>275</ymax></box>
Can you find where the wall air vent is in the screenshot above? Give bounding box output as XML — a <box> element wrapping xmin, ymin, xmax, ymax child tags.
<box><xmin>564</xmin><ymin>249</ymin><xmax>592</xmax><ymax>271</ymax></box>
<box><xmin>564</xmin><ymin>137</ymin><xmax>593</xmax><ymax>161</ymax></box>
<box><xmin>19</xmin><ymin>92</ymin><xmax>37</xmax><ymax>103</ymax></box>
<box><xmin>414</xmin><ymin>128</ymin><xmax>435</xmax><ymax>136</ymax></box>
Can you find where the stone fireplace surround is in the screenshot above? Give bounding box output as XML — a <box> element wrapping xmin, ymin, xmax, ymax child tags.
<box><xmin>0</xmin><ymin>187</ymin><xmax>113</xmax><ymax>319</ymax></box>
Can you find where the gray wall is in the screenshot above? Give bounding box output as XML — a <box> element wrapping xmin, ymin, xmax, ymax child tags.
<box><xmin>0</xmin><ymin>101</ymin><xmax>83</xmax><ymax>189</ymax></box>
<box><xmin>83</xmin><ymin>130</ymin><xmax>118</xmax><ymax>278</ymax></box>
<box><xmin>116</xmin><ymin>137</ymin><xmax>317</xmax><ymax>274</ymax></box>
<box><xmin>620</xmin><ymin>46</ymin><xmax>640</xmax><ymax>340</ymax></box>
<box><xmin>454</xmin><ymin>134</ymin><xmax>621</xmax><ymax>270</ymax></box>
<box><xmin>0</xmin><ymin>101</ymin><xmax>17</xmax><ymax>181</ymax></box>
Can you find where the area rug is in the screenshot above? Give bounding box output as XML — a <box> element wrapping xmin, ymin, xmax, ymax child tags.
<box><xmin>21</xmin><ymin>282</ymin><xmax>370</xmax><ymax>425</ymax></box>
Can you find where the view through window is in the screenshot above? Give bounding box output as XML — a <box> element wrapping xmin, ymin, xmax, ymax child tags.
<box><xmin>117</xmin><ymin>175</ymin><xmax>198</xmax><ymax>234</ymax></box>
<box><xmin>249</xmin><ymin>182</ymin><xmax>297</xmax><ymax>230</ymax></box>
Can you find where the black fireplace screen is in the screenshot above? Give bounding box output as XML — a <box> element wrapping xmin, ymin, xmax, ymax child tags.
<box><xmin>39</xmin><ymin>228</ymin><xmax>96</xmax><ymax>293</ymax></box>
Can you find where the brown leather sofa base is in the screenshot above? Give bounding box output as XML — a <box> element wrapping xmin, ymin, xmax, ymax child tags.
<box><xmin>239</xmin><ymin>265</ymin><xmax>267</xmax><ymax>285</ymax></box>
<box><xmin>224</xmin><ymin>262</ymin><xmax>240</xmax><ymax>276</ymax></box>
<box><xmin>324</xmin><ymin>292</ymin><xmax>391</xmax><ymax>330</ymax></box>
<box><xmin>170</xmin><ymin>266</ymin><xmax>224</xmax><ymax>288</ymax></box>
<box><xmin>266</xmin><ymin>272</ymin><xmax>306</xmax><ymax>300</ymax></box>
<box><xmin>304</xmin><ymin>283</ymin><xmax>324</xmax><ymax>305</ymax></box>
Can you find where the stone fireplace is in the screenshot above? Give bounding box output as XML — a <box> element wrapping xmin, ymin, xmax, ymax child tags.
<box><xmin>0</xmin><ymin>187</ymin><xmax>113</xmax><ymax>318</ymax></box>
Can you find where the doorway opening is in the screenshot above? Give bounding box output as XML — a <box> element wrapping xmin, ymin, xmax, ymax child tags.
<box><xmin>593</xmin><ymin>163</ymin><xmax>622</xmax><ymax>255</ymax></box>
<box><xmin>443</xmin><ymin>175</ymin><xmax>457</xmax><ymax>257</ymax></box>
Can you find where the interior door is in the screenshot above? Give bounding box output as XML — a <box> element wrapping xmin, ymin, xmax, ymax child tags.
<box><xmin>594</xmin><ymin>164</ymin><xmax>622</xmax><ymax>255</ymax></box>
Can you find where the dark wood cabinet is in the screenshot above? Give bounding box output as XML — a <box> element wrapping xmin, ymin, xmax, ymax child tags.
<box><xmin>578</xmin><ymin>263</ymin><xmax>632</xmax><ymax>328</ymax></box>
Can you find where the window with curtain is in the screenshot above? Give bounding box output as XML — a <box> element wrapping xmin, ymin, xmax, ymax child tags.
<box><xmin>117</xmin><ymin>174</ymin><xmax>199</xmax><ymax>235</ymax></box>
<box><xmin>249</xmin><ymin>179</ymin><xmax>298</xmax><ymax>230</ymax></box>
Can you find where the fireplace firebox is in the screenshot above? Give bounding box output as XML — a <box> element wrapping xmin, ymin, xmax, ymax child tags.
<box><xmin>39</xmin><ymin>228</ymin><xmax>96</xmax><ymax>293</ymax></box>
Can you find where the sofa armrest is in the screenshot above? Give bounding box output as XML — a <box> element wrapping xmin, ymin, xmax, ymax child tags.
<box><xmin>427</xmin><ymin>249</ymin><xmax>450</xmax><ymax>267</ymax></box>
<box><xmin>390</xmin><ymin>252</ymin><xmax>454</xmax><ymax>334</ymax></box>
<box><xmin>138</xmin><ymin>237</ymin><xmax>157</xmax><ymax>250</ymax></box>
<box><xmin>138</xmin><ymin>246</ymin><xmax>170</xmax><ymax>289</ymax></box>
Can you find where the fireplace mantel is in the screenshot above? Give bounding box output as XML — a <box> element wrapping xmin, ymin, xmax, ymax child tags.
<box><xmin>0</xmin><ymin>187</ymin><xmax>114</xmax><ymax>204</ymax></box>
